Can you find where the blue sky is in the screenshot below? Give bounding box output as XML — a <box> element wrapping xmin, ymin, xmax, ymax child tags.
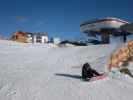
<box><xmin>0</xmin><ymin>0</ymin><xmax>133</xmax><ymax>40</ymax></box>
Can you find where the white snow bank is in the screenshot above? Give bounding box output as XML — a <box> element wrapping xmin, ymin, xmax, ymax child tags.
<box><xmin>0</xmin><ymin>40</ymin><xmax>133</xmax><ymax>100</ymax></box>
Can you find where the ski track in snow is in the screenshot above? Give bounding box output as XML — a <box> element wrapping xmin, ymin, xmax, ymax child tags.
<box><xmin>0</xmin><ymin>40</ymin><xmax>133</xmax><ymax>100</ymax></box>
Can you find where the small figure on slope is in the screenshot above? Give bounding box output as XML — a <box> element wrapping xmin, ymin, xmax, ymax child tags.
<box><xmin>81</xmin><ymin>63</ymin><xmax>103</xmax><ymax>81</ymax></box>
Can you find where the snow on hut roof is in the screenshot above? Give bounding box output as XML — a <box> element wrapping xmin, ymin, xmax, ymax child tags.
<box><xmin>80</xmin><ymin>17</ymin><xmax>129</xmax><ymax>27</ymax></box>
<box><xmin>27</xmin><ymin>32</ymin><xmax>48</xmax><ymax>36</ymax></box>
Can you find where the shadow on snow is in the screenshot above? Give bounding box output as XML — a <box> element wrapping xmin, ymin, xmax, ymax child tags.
<box><xmin>55</xmin><ymin>73</ymin><xmax>81</xmax><ymax>80</ymax></box>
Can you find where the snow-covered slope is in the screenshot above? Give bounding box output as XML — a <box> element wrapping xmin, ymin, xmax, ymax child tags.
<box><xmin>0</xmin><ymin>40</ymin><xmax>133</xmax><ymax>100</ymax></box>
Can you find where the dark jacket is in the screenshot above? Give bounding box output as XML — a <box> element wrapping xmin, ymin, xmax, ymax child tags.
<box><xmin>82</xmin><ymin>63</ymin><xmax>100</xmax><ymax>80</ymax></box>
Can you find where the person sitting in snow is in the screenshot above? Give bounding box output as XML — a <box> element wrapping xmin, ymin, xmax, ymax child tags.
<box><xmin>82</xmin><ymin>63</ymin><xmax>102</xmax><ymax>81</ymax></box>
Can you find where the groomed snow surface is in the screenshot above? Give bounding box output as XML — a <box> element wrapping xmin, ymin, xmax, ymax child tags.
<box><xmin>0</xmin><ymin>40</ymin><xmax>133</xmax><ymax>100</ymax></box>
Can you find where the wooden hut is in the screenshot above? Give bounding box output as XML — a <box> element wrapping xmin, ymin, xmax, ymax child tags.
<box><xmin>11</xmin><ymin>31</ymin><xmax>28</xmax><ymax>43</ymax></box>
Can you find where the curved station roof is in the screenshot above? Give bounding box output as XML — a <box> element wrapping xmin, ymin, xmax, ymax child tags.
<box><xmin>80</xmin><ymin>17</ymin><xmax>129</xmax><ymax>36</ymax></box>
